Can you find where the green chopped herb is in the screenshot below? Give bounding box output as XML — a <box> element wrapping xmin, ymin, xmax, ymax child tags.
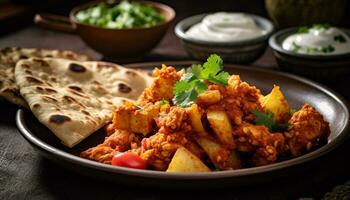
<box><xmin>159</xmin><ymin>99</ymin><xmax>169</xmax><ymax>106</ymax></box>
<box><xmin>312</xmin><ymin>23</ymin><xmax>330</xmax><ymax>30</ymax></box>
<box><xmin>297</xmin><ymin>26</ymin><xmax>309</xmax><ymax>34</ymax></box>
<box><xmin>289</xmin><ymin>108</ymin><xmax>297</xmax><ymax>115</ymax></box>
<box><xmin>321</xmin><ymin>45</ymin><xmax>335</xmax><ymax>53</ymax></box>
<box><xmin>334</xmin><ymin>34</ymin><xmax>347</xmax><ymax>43</ymax></box>
<box><xmin>292</xmin><ymin>42</ymin><xmax>302</xmax><ymax>53</ymax></box>
<box><xmin>75</xmin><ymin>0</ymin><xmax>165</xmax><ymax>29</ymax></box>
<box><xmin>252</xmin><ymin>110</ymin><xmax>290</xmax><ymax>132</ymax></box>
<box><xmin>172</xmin><ymin>54</ymin><xmax>229</xmax><ymax>107</ymax></box>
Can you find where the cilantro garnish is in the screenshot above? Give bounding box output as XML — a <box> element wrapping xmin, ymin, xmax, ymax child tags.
<box><xmin>297</xmin><ymin>24</ymin><xmax>330</xmax><ymax>34</ymax></box>
<box><xmin>292</xmin><ymin>42</ymin><xmax>302</xmax><ymax>53</ymax></box>
<box><xmin>159</xmin><ymin>99</ymin><xmax>169</xmax><ymax>106</ymax></box>
<box><xmin>172</xmin><ymin>54</ymin><xmax>229</xmax><ymax>107</ymax></box>
<box><xmin>252</xmin><ymin>110</ymin><xmax>290</xmax><ymax>132</ymax></box>
<box><xmin>321</xmin><ymin>45</ymin><xmax>335</xmax><ymax>53</ymax></box>
<box><xmin>312</xmin><ymin>23</ymin><xmax>330</xmax><ymax>30</ymax></box>
<box><xmin>334</xmin><ymin>34</ymin><xmax>346</xmax><ymax>43</ymax></box>
<box><xmin>297</xmin><ymin>26</ymin><xmax>309</xmax><ymax>34</ymax></box>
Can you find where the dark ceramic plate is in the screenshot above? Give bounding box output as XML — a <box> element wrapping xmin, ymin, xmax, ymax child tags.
<box><xmin>16</xmin><ymin>61</ymin><xmax>350</xmax><ymax>188</ymax></box>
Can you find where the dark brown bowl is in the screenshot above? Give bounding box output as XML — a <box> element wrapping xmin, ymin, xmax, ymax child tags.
<box><xmin>15</xmin><ymin>62</ymin><xmax>350</xmax><ymax>188</ymax></box>
<box><xmin>35</xmin><ymin>0</ymin><xmax>175</xmax><ymax>62</ymax></box>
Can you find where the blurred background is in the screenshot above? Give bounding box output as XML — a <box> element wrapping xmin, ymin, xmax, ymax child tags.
<box><xmin>1</xmin><ymin>0</ymin><xmax>349</xmax><ymax>35</ymax></box>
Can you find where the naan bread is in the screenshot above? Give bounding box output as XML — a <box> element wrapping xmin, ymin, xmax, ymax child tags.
<box><xmin>15</xmin><ymin>57</ymin><xmax>153</xmax><ymax>147</ymax></box>
<box><xmin>0</xmin><ymin>47</ymin><xmax>90</xmax><ymax>108</ymax></box>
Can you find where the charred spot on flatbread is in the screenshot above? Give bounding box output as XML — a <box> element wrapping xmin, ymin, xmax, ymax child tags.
<box><xmin>69</xmin><ymin>63</ymin><xmax>86</xmax><ymax>73</ymax></box>
<box><xmin>44</xmin><ymin>87</ymin><xmax>57</xmax><ymax>93</ymax></box>
<box><xmin>20</xmin><ymin>55</ymin><xmax>28</xmax><ymax>59</ymax></box>
<box><xmin>21</xmin><ymin>64</ymin><xmax>30</xmax><ymax>69</ymax></box>
<box><xmin>97</xmin><ymin>62</ymin><xmax>116</xmax><ymax>69</ymax></box>
<box><xmin>68</xmin><ymin>85</ymin><xmax>83</xmax><ymax>92</ymax></box>
<box><xmin>32</xmin><ymin>103</ymin><xmax>41</xmax><ymax>109</ymax></box>
<box><xmin>49</xmin><ymin>114</ymin><xmax>71</xmax><ymax>124</ymax></box>
<box><xmin>82</xmin><ymin>110</ymin><xmax>90</xmax><ymax>116</ymax></box>
<box><xmin>42</xmin><ymin>95</ymin><xmax>58</xmax><ymax>103</ymax></box>
<box><xmin>118</xmin><ymin>83</ymin><xmax>132</xmax><ymax>93</ymax></box>
<box><xmin>24</xmin><ymin>70</ymin><xmax>32</xmax><ymax>75</ymax></box>
<box><xmin>26</xmin><ymin>76</ymin><xmax>44</xmax><ymax>84</ymax></box>
<box><xmin>32</xmin><ymin>58</ymin><xmax>49</xmax><ymax>67</ymax></box>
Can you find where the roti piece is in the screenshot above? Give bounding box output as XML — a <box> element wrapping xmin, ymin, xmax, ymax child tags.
<box><xmin>15</xmin><ymin>57</ymin><xmax>153</xmax><ymax>147</ymax></box>
<box><xmin>0</xmin><ymin>47</ymin><xmax>91</xmax><ymax>108</ymax></box>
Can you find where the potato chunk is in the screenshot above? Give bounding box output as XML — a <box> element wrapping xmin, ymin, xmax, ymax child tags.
<box><xmin>197</xmin><ymin>137</ymin><xmax>241</xmax><ymax>170</ymax></box>
<box><xmin>130</xmin><ymin>111</ymin><xmax>153</xmax><ymax>135</ymax></box>
<box><xmin>197</xmin><ymin>90</ymin><xmax>221</xmax><ymax>104</ymax></box>
<box><xmin>166</xmin><ymin>147</ymin><xmax>210</xmax><ymax>172</ymax></box>
<box><xmin>207</xmin><ymin>110</ymin><xmax>234</xmax><ymax>145</ymax></box>
<box><xmin>187</xmin><ymin>104</ymin><xmax>208</xmax><ymax>137</ymax></box>
<box><xmin>113</xmin><ymin>104</ymin><xmax>159</xmax><ymax>136</ymax></box>
<box><xmin>262</xmin><ymin>85</ymin><xmax>290</xmax><ymax>122</ymax></box>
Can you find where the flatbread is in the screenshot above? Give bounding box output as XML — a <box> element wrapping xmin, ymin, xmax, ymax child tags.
<box><xmin>15</xmin><ymin>57</ymin><xmax>153</xmax><ymax>147</ymax></box>
<box><xmin>0</xmin><ymin>47</ymin><xmax>90</xmax><ymax>108</ymax></box>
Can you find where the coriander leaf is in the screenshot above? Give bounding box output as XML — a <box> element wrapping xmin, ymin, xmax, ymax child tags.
<box><xmin>272</xmin><ymin>123</ymin><xmax>291</xmax><ymax>132</ymax></box>
<box><xmin>321</xmin><ymin>45</ymin><xmax>335</xmax><ymax>53</ymax></box>
<box><xmin>292</xmin><ymin>42</ymin><xmax>302</xmax><ymax>53</ymax></box>
<box><xmin>172</xmin><ymin>54</ymin><xmax>228</xmax><ymax>107</ymax></box>
<box><xmin>312</xmin><ymin>23</ymin><xmax>330</xmax><ymax>30</ymax></box>
<box><xmin>173</xmin><ymin>80</ymin><xmax>192</xmax><ymax>94</ymax></box>
<box><xmin>334</xmin><ymin>34</ymin><xmax>346</xmax><ymax>43</ymax></box>
<box><xmin>252</xmin><ymin>110</ymin><xmax>290</xmax><ymax>132</ymax></box>
<box><xmin>298</xmin><ymin>26</ymin><xmax>309</xmax><ymax>34</ymax></box>
<box><xmin>252</xmin><ymin>110</ymin><xmax>274</xmax><ymax>130</ymax></box>
<box><xmin>159</xmin><ymin>99</ymin><xmax>169</xmax><ymax>106</ymax></box>
<box><xmin>200</xmin><ymin>54</ymin><xmax>229</xmax><ymax>85</ymax></box>
<box><xmin>173</xmin><ymin>88</ymin><xmax>198</xmax><ymax>107</ymax></box>
<box><xmin>201</xmin><ymin>54</ymin><xmax>223</xmax><ymax>79</ymax></box>
<box><xmin>181</xmin><ymin>72</ymin><xmax>196</xmax><ymax>82</ymax></box>
<box><xmin>173</xmin><ymin>79</ymin><xmax>207</xmax><ymax>107</ymax></box>
<box><xmin>208</xmin><ymin>71</ymin><xmax>230</xmax><ymax>85</ymax></box>
<box><xmin>188</xmin><ymin>64</ymin><xmax>202</xmax><ymax>78</ymax></box>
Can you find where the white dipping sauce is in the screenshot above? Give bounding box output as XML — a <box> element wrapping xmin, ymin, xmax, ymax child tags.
<box><xmin>282</xmin><ymin>27</ymin><xmax>350</xmax><ymax>55</ymax></box>
<box><xmin>185</xmin><ymin>12</ymin><xmax>266</xmax><ymax>42</ymax></box>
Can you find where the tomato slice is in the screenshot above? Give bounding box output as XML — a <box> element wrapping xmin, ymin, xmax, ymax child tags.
<box><xmin>111</xmin><ymin>152</ymin><xmax>147</xmax><ymax>169</ymax></box>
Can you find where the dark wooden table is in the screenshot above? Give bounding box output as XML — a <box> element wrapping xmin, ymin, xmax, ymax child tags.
<box><xmin>1</xmin><ymin>2</ymin><xmax>350</xmax><ymax>199</ymax></box>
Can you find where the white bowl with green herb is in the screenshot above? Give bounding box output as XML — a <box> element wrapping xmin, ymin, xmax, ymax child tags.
<box><xmin>269</xmin><ymin>24</ymin><xmax>350</xmax><ymax>80</ymax></box>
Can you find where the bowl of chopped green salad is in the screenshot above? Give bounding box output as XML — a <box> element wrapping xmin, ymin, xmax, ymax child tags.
<box><xmin>269</xmin><ymin>24</ymin><xmax>350</xmax><ymax>80</ymax></box>
<box><xmin>35</xmin><ymin>0</ymin><xmax>175</xmax><ymax>61</ymax></box>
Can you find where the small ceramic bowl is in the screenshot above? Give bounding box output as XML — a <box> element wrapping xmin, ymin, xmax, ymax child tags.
<box><xmin>174</xmin><ymin>13</ymin><xmax>274</xmax><ymax>64</ymax></box>
<box><xmin>35</xmin><ymin>0</ymin><xmax>175</xmax><ymax>62</ymax></box>
<box><xmin>269</xmin><ymin>27</ymin><xmax>350</xmax><ymax>80</ymax></box>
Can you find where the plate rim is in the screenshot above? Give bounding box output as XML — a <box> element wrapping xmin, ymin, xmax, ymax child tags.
<box><xmin>16</xmin><ymin>61</ymin><xmax>350</xmax><ymax>180</ymax></box>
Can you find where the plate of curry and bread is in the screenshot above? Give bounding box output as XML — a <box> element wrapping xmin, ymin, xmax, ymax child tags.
<box><xmin>4</xmin><ymin>47</ymin><xmax>347</xmax><ymax>188</ymax></box>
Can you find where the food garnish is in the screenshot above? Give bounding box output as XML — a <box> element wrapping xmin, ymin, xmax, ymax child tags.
<box><xmin>252</xmin><ymin>110</ymin><xmax>290</xmax><ymax>132</ymax></box>
<box><xmin>334</xmin><ymin>35</ymin><xmax>347</xmax><ymax>43</ymax></box>
<box><xmin>284</xmin><ymin>24</ymin><xmax>350</xmax><ymax>55</ymax></box>
<box><xmin>172</xmin><ymin>54</ymin><xmax>229</xmax><ymax>107</ymax></box>
<box><xmin>75</xmin><ymin>0</ymin><xmax>165</xmax><ymax>29</ymax></box>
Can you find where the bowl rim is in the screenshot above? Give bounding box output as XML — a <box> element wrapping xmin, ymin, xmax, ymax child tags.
<box><xmin>69</xmin><ymin>0</ymin><xmax>176</xmax><ymax>31</ymax></box>
<box><xmin>174</xmin><ymin>12</ymin><xmax>275</xmax><ymax>46</ymax></box>
<box><xmin>15</xmin><ymin>62</ymin><xmax>350</xmax><ymax>180</ymax></box>
<box><xmin>269</xmin><ymin>27</ymin><xmax>350</xmax><ymax>60</ymax></box>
